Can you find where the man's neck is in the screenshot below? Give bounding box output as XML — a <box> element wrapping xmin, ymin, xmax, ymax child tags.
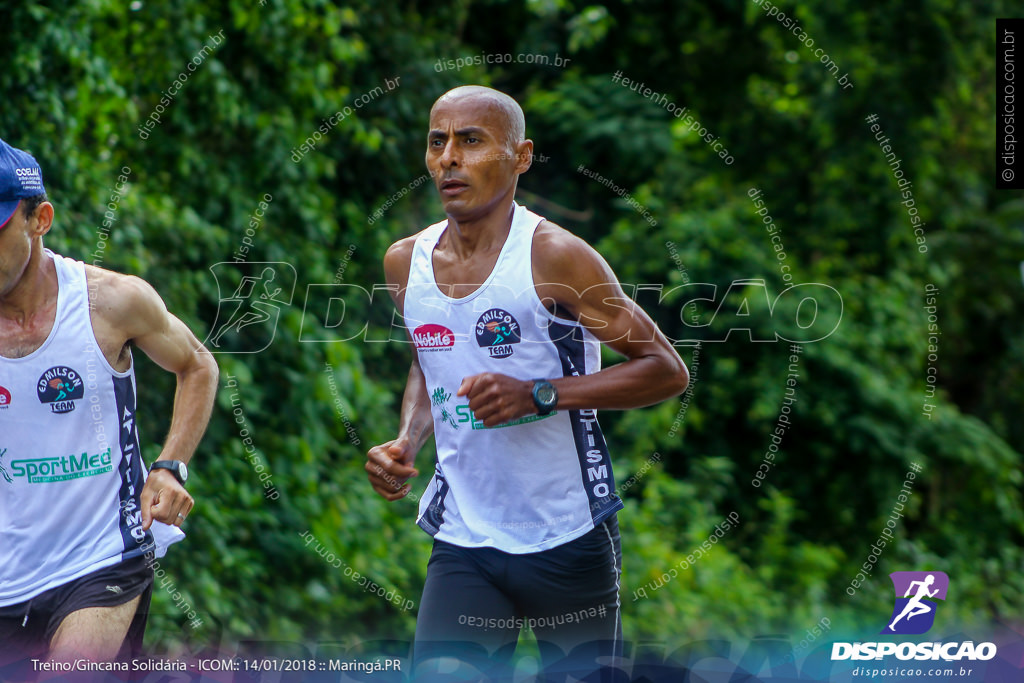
<box><xmin>442</xmin><ymin>199</ymin><xmax>517</xmax><ymax>260</ymax></box>
<box><xmin>0</xmin><ymin>245</ymin><xmax>56</xmax><ymax>325</ymax></box>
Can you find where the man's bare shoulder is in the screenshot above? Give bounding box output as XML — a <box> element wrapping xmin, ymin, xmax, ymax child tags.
<box><xmin>532</xmin><ymin>220</ymin><xmax>611</xmax><ymax>285</ymax></box>
<box><xmin>83</xmin><ymin>265</ymin><xmax>166</xmax><ymax>337</ymax></box>
<box><xmin>384</xmin><ymin>231</ymin><xmax>427</xmax><ymax>286</ymax></box>
<box><xmin>533</xmin><ymin>219</ymin><xmax>586</xmax><ymax>251</ymax></box>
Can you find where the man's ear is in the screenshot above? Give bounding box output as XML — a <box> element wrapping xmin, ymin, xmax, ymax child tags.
<box><xmin>515</xmin><ymin>139</ymin><xmax>534</xmax><ymax>174</ymax></box>
<box><xmin>32</xmin><ymin>201</ymin><xmax>55</xmax><ymax>237</ymax></box>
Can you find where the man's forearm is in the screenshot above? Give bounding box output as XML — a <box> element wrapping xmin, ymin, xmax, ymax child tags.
<box><xmin>158</xmin><ymin>350</ymin><xmax>219</xmax><ymax>464</ymax></box>
<box><xmin>551</xmin><ymin>352</ymin><xmax>688</xmax><ymax>411</ymax></box>
<box><xmin>398</xmin><ymin>361</ymin><xmax>434</xmax><ymax>454</ymax></box>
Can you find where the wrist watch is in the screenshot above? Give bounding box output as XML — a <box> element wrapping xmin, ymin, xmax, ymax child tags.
<box><xmin>531</xmin><ymin>379</ymin><xmax>558</xmax><ymax>416</ymax></box>
<box><xmin>151</xmin><ymin>460</ymin><xmax>188</xmax><ymax>485</ymax></box>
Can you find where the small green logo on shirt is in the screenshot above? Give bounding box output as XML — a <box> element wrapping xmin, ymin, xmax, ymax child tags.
<box><xmin>0</xmin><ymin>448</ymin><xmax>11</xmax><ymax>484</ymax></box>
<box><xmin>431</xmin><ymin>387</ymin><xmax>460</xmax><ymax>430</ymax></box>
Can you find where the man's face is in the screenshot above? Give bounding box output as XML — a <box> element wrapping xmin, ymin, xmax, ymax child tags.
<box><xmin>0</xmin><ymin>203</ymin><xmax>47</xmax><ymax>299</ymax></box>
<box><xmin>426</xmin><ymin>96</ymin><xmax>528</xmax><ymax>221</ymax></box>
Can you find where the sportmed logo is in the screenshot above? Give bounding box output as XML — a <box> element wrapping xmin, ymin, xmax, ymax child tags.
<box><xmin>9</xmin><ymin>449</ymin><xmax>112</xmax><ymax>484</ymax></box>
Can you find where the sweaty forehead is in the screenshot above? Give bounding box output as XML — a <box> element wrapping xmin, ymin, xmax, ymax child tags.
<box><xmin>429</xmin><ymin>96</ymin><xmax>513</xmax><ymax>135</ymax></box>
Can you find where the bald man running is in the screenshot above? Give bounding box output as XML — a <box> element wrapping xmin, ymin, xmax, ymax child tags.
<box><xmin>365</xmin><ymin>86</ymin><xmax>688</xmax><ymax>680</ymax></box>
<box><xmin>0</xmin><ymin>138</ymin><xmax>218</xmax><ymax>674</ymax></box>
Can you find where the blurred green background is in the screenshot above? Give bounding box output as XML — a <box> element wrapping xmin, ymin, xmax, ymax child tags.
<box><xmin>2</xmin><ymin>0</ymin><xmax>1021</xmax><ymax>662</ymax></box>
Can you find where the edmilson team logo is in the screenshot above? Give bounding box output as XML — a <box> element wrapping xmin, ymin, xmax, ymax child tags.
<box><xmin>413</xmin><ymin>324</ymin><xmax>455</xmax><ymax>352</ymax></box>
<box><xmin>475</xmin><ymin>309</ymin><xmax>521</xmax><ymax>359</ymax></box>
<box><xmin>0</xmin><ymin>386</ymin><xmax>11</xmax><ymax>410</ymax></box>
<box><xmin>37</xmin><ymin>366</ymin><xmax>84</xmax><ymax>414</ymax></box>
<box><xmin>882</xmin><ymin>571</ymin><xmax>949</xmax><ymax>635</ymax></box>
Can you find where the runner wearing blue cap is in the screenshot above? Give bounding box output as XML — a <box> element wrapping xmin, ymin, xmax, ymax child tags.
<box><xmin>0</xmin><ymin>138</ymin><xmax>219</xmax><ymax>672</ymax></box>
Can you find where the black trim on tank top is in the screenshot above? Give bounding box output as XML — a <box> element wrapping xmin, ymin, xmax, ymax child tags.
<box><xmin>113</xmin><ymin>375</ymin><xmax>154</xmax><ymax>558</ymax></box>
<box><xmin>545</xmin><ymin>320</ymin><xmax>623</xmax><ymax>525</ymax></box>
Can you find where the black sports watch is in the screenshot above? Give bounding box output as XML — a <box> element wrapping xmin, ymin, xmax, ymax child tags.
<box><xmin>151</xmin><ymin>460</ymin><xmax>188</xmax><ymax>485</ymax></box>
<box><xmin>531</xmin><ymin>380</ymin><xmax>558</xmax><ymax>416</ymax></box>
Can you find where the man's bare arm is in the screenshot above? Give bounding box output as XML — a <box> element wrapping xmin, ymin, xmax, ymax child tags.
<box><xmin>459</xmin><ymin>222</ymin><xmax>688</xmax><ymax>426</ymax></box>
<box><xmin>106</xmin><ymin>273</ymin><xmax>218</xmax><ymax>528</ymax></box>
<box><xmin>365</xmin><ymin>236</ymin><xmax>434</xmax><ymax>501</ymax></box>
<box><xmin>397</xmin><ymin>355</ymin><xmax>435</xmax><ymax>453</ymax></box>
<box><xmin>537</xmin><ymin>224</ymin><xmax>688</xmax><ymax>409</ymax></box>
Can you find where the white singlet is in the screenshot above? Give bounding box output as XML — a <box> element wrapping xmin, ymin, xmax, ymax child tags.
<box><xmin>404</xmin><ymin>203</ymin><xmax>623</xmax><ymax>554</ymax></box>
<box><xmin>0</xmin><ymin>250</ymin><xmax>183</xmax><ymax>606</ymax></box>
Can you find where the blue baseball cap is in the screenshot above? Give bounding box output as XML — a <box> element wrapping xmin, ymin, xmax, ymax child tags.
<box><xmin>0</xmin><ymin>138</ymin><xmax>46</xmax><ymax>231</ymax></box>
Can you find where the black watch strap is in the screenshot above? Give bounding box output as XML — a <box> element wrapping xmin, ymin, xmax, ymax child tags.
<box><xmin>151</xmin><ymin>460</ymin><xmax>188</xmax><ymax>485</ymax></box>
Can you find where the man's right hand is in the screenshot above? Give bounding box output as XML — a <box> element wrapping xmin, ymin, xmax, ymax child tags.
<box><xmin>365</xmin><ymin>438</ymin><xmax>419</xmax><ymax>501</ymax></box>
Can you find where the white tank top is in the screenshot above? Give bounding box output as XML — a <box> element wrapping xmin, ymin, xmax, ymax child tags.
<box><xmin>405</xmin><ymin>203</ymin><xmax>622</xmax><ymax>554</ymax></box>
<box><xmin>0</xmin><ymin>250</ymin><xmax>183</xmax><ymax>606</ymax></box>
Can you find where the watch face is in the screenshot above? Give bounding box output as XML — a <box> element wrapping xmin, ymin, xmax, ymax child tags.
<box><xmin>156</xmin><ymin>460</ymin><xmax>188</xmax><ymax>483</ymax></box>
<box><xmin>537</xmin><ymin>385</ymin><xmax>556</xmax><ymax>406</ymax></box>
